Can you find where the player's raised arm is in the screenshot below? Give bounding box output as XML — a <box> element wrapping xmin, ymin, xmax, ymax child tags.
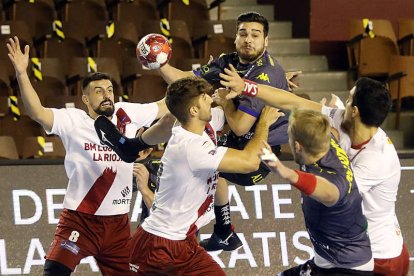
<box><xmin>220</xmin><ymin>64</ymin><xmax>321</xmax><ymax>112</ymax></box>
<box><xmin>7</xmin><ymin>36</ymin><xmax>54</xmax><ymax>131</ymax></box>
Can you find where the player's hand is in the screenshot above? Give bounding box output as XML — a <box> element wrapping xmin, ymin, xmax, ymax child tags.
<box><xmin>219</xmin><ymin>64</ymin><xmax>245</xmax><ymax>100</ymax></box>
<box><xmin>133</xmin><ymin>128</ymin><xmax>154</xmax><ymax>161</ymax></box>
<box><xmin>6</xmin><ymin>36</ymin><xmax>30</xmax><ymax>76</ymax></box>
<box><xmin>320</xmin><ymin>93</ymin><xmax>345</xmax><ymax>109</ymax></box>
<box><xmin>133</xmin><ymin>163</ymin><xmax>151</xmax><ymax>194</ymax></box>
<box><xmin>286</xmin><ymin>71</ymin><xmax>301</xmax><ymax>91</ymax></box>
<box><xmin>260</xmin><ymin>141</ymin><xmax>294</xmax><ymax>180</ymax></box>
<box><xmin>259</xmin><ymin>106</ymin><xmax>285</xmax><ymax>126</ymax></box>
<box><xmin>212</xmin><ymin>88</ymin><xmax>229</xmax><ymax>106</ymax></box>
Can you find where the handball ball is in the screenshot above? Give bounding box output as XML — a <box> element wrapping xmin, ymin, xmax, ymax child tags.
<box><xmin>136</xmin><ymin>33</ymin><xmax>172</xmax><ymax>70</ymax></box>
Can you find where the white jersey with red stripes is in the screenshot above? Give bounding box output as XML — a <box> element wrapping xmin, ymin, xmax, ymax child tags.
<box><xmin>322</xmin><ymin>106</ymin><xmax>403</xmax><ymax>259</ymax></box>
<box><xmin>142</xmin><ymin>108</ymin><xmax>226</xmax><ymax>240</ymax></box>
<box><xmin>47</xmin><ymin>102</ymin><xmax>158</xmax><ymax>216</ymax></box>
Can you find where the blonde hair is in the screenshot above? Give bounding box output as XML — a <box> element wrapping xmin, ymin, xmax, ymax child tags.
<box><xmin>288</xmin><ymin>109</ymin><xmax>331</xmax><ymax>156</ymax></box>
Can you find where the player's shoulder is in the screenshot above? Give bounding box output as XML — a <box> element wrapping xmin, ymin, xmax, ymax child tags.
<box><xmin>54</xmin><ymin>106</ymin><xmax>87</xmax><ymax>118</ymax></box>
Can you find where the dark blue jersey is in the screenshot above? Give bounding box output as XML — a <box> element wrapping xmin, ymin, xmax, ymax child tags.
<box><xmin>300</xmin><ymin>138</ymin><xmax>372</xmax><ymax>267</ymax></box>
<box><xmin>193</xmin><ymin>51</ymin><xmax>289</xmax><ymax>146</ymax></box>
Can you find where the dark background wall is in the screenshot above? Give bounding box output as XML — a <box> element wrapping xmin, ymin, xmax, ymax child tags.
<box><xmin>259</xmin><ymin>0</ymin><xmax>414</xmax><ymax>69</ymax></box>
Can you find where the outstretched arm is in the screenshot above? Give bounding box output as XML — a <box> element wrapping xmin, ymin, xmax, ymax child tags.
<box><xmin>157</xmin><ymin>63</ymin><xmax>195</xmax><ymax>84</ymax></box>
<box><xmin>7</xmin><ymin>36</ymin><xmax>54</xmax><ymax>131</ymax></box>
<box><xmin>94</xmin><ymin>113</ymin><xmax>175</xmax><ymax>163</ymax></box>
<box><xmin>220</xmin><ymin>64</ymin><xmax>322</xmax><ymax>112</ymax></box>
<box><xmin>260</xmin><ymin>143</ymin><xmax>339</xmax><ymax>207</ymax></box>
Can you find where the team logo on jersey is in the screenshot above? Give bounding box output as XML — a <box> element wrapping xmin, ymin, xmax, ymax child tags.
<box><xmin>129</xmin><ymin>263</ymin><xmax>140</xmax><ymax>272</ymax></box>
<box><xmin>99</xmin><ymin>130</ymin><xmax>114</xmax><ymax>147</ymax></box>
<box><xmin>256</xmin><ymin>72</ymin><xmax>270</xmax><ymax>83</ymax></box>
<box><xmin>121</xmin><ymin>186</ymin><xmax>131</xmax><ymax>197</ymax></box>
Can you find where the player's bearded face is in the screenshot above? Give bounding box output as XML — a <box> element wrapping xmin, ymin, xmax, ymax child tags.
<box><xmin>235</xmin><ymin>22</ymin><xmax>267</xmax><ymax>63</ymax></box>
<box><xmin>94</xmin><ymin>99</ymin><xmax>114</xmax><ymax>117</ymax></box>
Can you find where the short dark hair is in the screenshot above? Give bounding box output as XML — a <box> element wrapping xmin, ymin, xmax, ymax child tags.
<box><xmin>82</xmin><ymin>72</ymin><xmax>111</xmax><ymax>93</ymax></box>
<box><xmin>166</xmin><ymin>77</ymin><xmax>213</xmax><ymax>123</ymax></box>
<box><xmin>237</xmin><ymin>12</ymin><xmax>269</xmax><ymax>37</ymax></box>
<box><xmin>352</xmin><ymin>77</ymin><xmax>392</xmax><ymax>127</ymax></box>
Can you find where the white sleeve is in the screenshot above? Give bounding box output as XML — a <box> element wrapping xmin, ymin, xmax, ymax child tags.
<box><xmin>115</xmin><ymin>102</ymin><xmax>158</xmax><ymax>127</ymax></box>
<box><xmin>209</xmin><ymin>107</ymin><xmax>225</xmax><ymax>132</ymax></box>
<box><xmin>321</xmin><ymin>106</ymin><xmax>344</xmax><ymax>131</ymax></box>
<box><xmin>186</xmin><ymin>137</ymin><xmax>228</xmax><ymax>171</ymax></box>
<box><xmin>46</xmin><ymin>108</ymin><xmax>78</xmax><ymax>136</ymax></box>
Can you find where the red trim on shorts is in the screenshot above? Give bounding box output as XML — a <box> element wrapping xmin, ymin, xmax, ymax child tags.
<box><xmin>374</xmin><ymin>243</ymin><xmax>410</xmax><ymax>276</ymax></box>
<box><xmin>76</xmin><ymin>167</ymin><xmax>117</xmax><ymax>214</ymax></box>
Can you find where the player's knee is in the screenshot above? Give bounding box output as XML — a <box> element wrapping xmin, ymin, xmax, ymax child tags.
<box><xmin>43</xmin><ymin>260</ymin><xmax>72</xmax><ymax>276</ymax></box>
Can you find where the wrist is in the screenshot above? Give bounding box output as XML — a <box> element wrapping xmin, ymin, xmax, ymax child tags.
<box><xmin>292</xmin><ymin>170</ymin><xmax>317</xmax><ymax>196</ymax></box>
<box><xmin>242</xmin><ymin>79</ymin><xmax>258</xmax><ymax>97</ymax></box>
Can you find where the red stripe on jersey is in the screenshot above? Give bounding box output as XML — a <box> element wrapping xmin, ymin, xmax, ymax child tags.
<box><xmin>186</xmin><ymin>195</ymin><xmax>214</xmax><ymax>237</ymax></box>
<box><xmin>76</xmin><ymin>167</ymin><xmax>117</xmax><ymax>214</ymax></box>
<box><xmin>204</xmin><ymin>123</ymin><xmax>216</xmax><ymax>145</ymax></box>
<box><xmin>116</xmin><ymin>108</ymin><xmax>131</xmax><ymax>134</ymax></box>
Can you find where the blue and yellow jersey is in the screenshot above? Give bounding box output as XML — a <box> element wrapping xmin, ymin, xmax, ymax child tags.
<box><xmin>301</xmin><ymin>137</ymin><xmax>372</xmax><ymax>267</ymax></box>
<box><xmin>193</xmin><ymin>51</ymin><xmax>289</xmax><ymax>146</ymax></box>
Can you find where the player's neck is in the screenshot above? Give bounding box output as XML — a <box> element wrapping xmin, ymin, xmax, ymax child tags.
<box><xmin>350</xmin><ymin>120</ymin><xmax>377</xmax><ymax>146</ymax></box>
<box><xmin>88</xmin><ymin>112</ymin><xmax>112</xmax><ymax>121</ymax></box>
<box><xmin>303</xmin><ymin>149</ymin><xmax>328</xmax><ymax>165</ymax></box>
<box><xmin>182</xmin><ymin>119</ymin><xmax>206</xmax><ymax>136</ymax></box>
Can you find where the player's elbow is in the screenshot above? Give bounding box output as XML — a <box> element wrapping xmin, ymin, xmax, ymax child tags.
<box><xmin>321</xmin><ymin>190</ymin><xmax>340</xmax><ymax>207</ymax></box>
<box><xmin>239</xmin><ymin>155</ymin><xmax>261</xmax><ymax>173</ymax></box>
<box><xmin>231</xmin><ymin>125</ymin><xmax>250</xmax><ymax>137</ymax></box>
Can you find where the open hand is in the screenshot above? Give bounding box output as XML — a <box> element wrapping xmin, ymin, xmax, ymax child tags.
<box><xmin>6</xmin><ymin>36</ymin><xmax>30</xmax><ymax>76</ymax></box>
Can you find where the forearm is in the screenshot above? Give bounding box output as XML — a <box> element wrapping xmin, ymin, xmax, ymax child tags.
<box><xmin>140</xmin><ymin>188</ymin><xmax>154</xmax><ymax>209</ymax></box>
<box><xmin>222</xmin><ymin>100</ymin><xmax>242</xmax><ymax>133</ymax></box>
<box><xmin>157</xmin><ymin>64</ymin><xmax>194</xmax><ymax>84</ymax></box>
<box><xmin>141</xmin><ymin>113</ymin><xmax>175</xmax><ymax>144</ymax></box>
<box><xmin>284</xmin><ymin>169</ymin><xmax>339</xmax><ymax>207</ymax></box>
<box><xmin>243</xmin><ymin>118</ymin><xmax>270</xmax><ymax>154</ymax></box>
<box><xmin>16</xmin><ymin>71</ymin><xmax>46</xmax><ymax>120</ymax></box>
<box><xmin>255</xmin><ymin>84</ymin><xmax>322</xmax><ymax>112</ymax></box>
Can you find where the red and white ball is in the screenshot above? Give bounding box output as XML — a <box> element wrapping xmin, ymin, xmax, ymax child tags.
<box><xmin>136</xmin><ymin>33</ymin><xmax>172</xmax><ymax>70</ymax></box>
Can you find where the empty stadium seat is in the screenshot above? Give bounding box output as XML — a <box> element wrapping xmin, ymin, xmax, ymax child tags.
<box><xmin>88</xmin><ymin>20</ymin><xmax>140</xmax><ymax>70</ymax></box>
<box><xmin>398</xmin><ymin>19</ymin><xmax>414</xmax><ymax>56</ymax></box>
<box><xmin>122</xmin><ymin>57</ymin><xmax>167</xmax><ymax>102</ymax></box>
<box><xmin>56</xmin><ymin>0</ymin><xmax>108</xmax><ymax>24</ymax></box>
<box><xmin>347</xmin><ymin>19</ymin><xmax>399</xmax><ymax>80</ymax></box>
<box><xmin>108</xmin><ymin>0</ymin><xmax>158</xmax><ymax>28</ymax></box>
<box><xmin>0</xmin><ymin>115</ymin><xmax>43</xmax><ymax>157</ymax></box>
<box><xmin>3</xmin><ymin>0</ymin><xmax>56</xmax><ymax>37</ymax></box>
<box><xmin>25</xmin><ymin>58</ymin><xmax>68</xmax><ymax>97</ymax></box>
<box><xmin>0</xmin><ymin>21</ymin><xmax>34</xmax><ymax>78</ymax></box>
<box><xmin>159</xmin><ymin>0</ymin><xmax>209</xmax><ymax>39</ymax></box>
<box><xmin>388</xmin><ymin>54</ymin><xmax>414</xmax><ymax>128</ymax></box>
<box><xmin>0</xmin><ymin>136</ymin><xmax>19</xmax><ymax>159</ymax></box>
<box><xmin>192</xmin><ymin>19</ymin><xmax>236</xmax><ymax>58</ymax></box>
<box><xmin>67</xmin><ymin>57</ymin><xmax>122</xmax><ymax>97</ymax></box>
<box><xmin>22</xmin><ymin>135</ymin><xmax>65</xmax><ymax>159</ymax></box>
